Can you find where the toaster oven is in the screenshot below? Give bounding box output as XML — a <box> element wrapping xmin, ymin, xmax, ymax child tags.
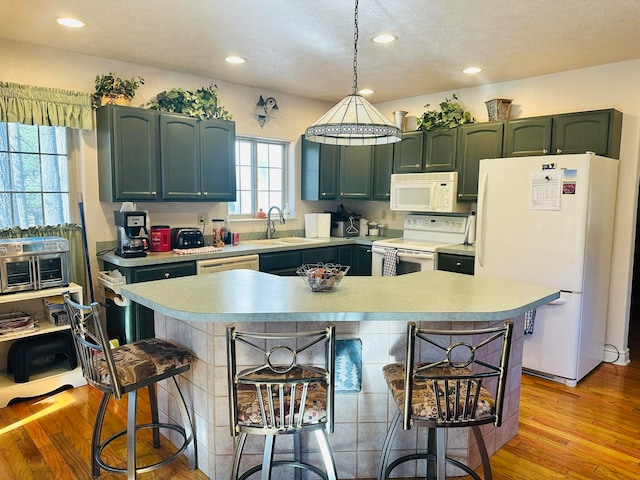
<box><xmin>0</xmin><ymin>237</ymin><xmax>70</xmax><ymax>294</ymax></box>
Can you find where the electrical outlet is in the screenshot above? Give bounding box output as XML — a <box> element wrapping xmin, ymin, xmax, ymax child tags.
<box><xmin>381</xmin><ymin>209</ymin><xmax>387</xmax><ymax>220</ymax></box>
<box><xmin>197</xmin><ymin>213</ymin><xmax>209</xmax><ymax>224</ymax></box>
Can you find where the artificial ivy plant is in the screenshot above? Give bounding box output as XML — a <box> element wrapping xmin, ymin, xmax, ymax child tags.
<box><xmin>146</xmin><ymin>84</ymin><xmax>232</xmax><ymax>120</ymax></box>
<box><xmin>92</xmin><ymin>73</ymin><xmax>144</xmax><ymax>108</ymax></box>
<box><xmin>417</xmin><ymin>93</ymin><xmax>474</xmax><ymax>131</ymax></box>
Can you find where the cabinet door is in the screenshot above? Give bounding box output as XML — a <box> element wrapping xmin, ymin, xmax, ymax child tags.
<box><xmin>504</xmin><ymin>117</ymin><xmax>552</xmax><ymax>157</ymax></box>
<box><xmin>551</xmin><ymin>109</ymin><xmax>622</xmax><ymax>159</ymax></box>
<box><xmin>97</xmin><ymin>106</ymin><xmax>160</xmax><ymax>201</ymax></box>
<box><xmin>301</xmin><ymin>246</ymin><xmax>338</xmax><ymax>264</ymax></box>
<box><xmin>339</xmin><ymin>145</ymin><xmax>372</xmax><ymax>199</ymax></box>
<box><xmin>424</xmin><ymin>128</ymin><xmax>457</xmax><ymax>171</ymax></box>
<box><xmin>301</xmin><ymin>136</ymin><xmax>339</xmax><ymax>200</ymax></box>
<box><xmin>393</xmin><ymin>131</ymin><xmax>424</xmax><ymax>173</ymax></box>
<box><xmin>259</xmin><ymin>251</ymin><xmax>302</xmax><ymax>276</ymax></box>
<box><xmin>160</xmin><ymin>114</ymin><xmax>201</xmax><ymax>200</ymax></box>
<box><xmin>372</xmin><ymin>144</ymin><xmax>394</xmax><ymax>201</ymax></box>
<box><xmin>353</xmin><ymin>244</ymin><xmax>372</xmax><ymax>276</ymax></box>
<box><xmin>437</xmin><ymin>253</ymin><xmax>474</xmax><ymax>275</ymax></box>
<box><xmin>200</xmin><ymin>119</ymin><xmax>236</xmax><ymax>201</ymax></box>
<box><xmin>456</xmin><ymin>122</ymin><xmax>504</xmax><ymax>202</ymax></box>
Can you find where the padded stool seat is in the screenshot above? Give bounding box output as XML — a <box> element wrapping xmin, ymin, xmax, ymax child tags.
<box><xmin>7</xmin><ymin>331</ymin><xmax>77</xmax><ymax>383</ymax></box>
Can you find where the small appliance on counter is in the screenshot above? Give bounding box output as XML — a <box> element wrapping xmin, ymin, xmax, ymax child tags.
<box><xmin>150</xmin><ymin>225</ymin><xmax>172</xmax><ymax>252</ymax></box>
<box><xmin>170</xmin><ymin>228</ymin><xmax>205</xmax><ymax>249</ymax></box>
<box><xmin>114</xmin><ymin>211</ymin><xmax>148</xmax><ymax>258</ymax></box>
<box><xmin>329</xmin><ymin>204</ymin><xmax>361</xmax><ymax>238</ymax></box>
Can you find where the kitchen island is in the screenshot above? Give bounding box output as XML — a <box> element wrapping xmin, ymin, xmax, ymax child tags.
<box><xmin>121</xmin><ymin>270</ymin><xmax>558</xmax><ymax>479</ymax></box>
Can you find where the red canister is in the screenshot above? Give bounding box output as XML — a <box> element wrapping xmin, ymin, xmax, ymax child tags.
<box><xmin>150</xmin><ymin>226</ymin><xmax>171</xmax><ymax>252</ymax></box>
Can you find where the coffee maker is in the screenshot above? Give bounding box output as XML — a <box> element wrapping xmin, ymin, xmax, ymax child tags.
<box><xmin>114</xmin><ymin>211</ymin><xmax>149</xmax><ymax>258</ymax></box>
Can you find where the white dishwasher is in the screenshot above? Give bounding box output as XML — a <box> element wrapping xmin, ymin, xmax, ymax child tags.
<box><xmin>196</xmin><ymin>254</ymin><xmax>259</xmax><ymax>274</ymax></box>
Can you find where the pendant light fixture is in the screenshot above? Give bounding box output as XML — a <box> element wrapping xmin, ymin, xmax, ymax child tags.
<box><xmin>305</xmin><ymin>0</ymin><xmax>402</xmax><ymax>146</ymax></box>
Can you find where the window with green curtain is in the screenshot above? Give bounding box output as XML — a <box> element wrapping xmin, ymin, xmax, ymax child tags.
<box><xmin>0</xmin><ymin>81</ymin><xmax>93</xmax><ymax>130</ymax></box>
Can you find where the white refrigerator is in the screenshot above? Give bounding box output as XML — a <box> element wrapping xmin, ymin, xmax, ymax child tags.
<box><xmin>474</xmin><ymin>153</ymin><xmax>618</xmax><ymax>386</ymax></box>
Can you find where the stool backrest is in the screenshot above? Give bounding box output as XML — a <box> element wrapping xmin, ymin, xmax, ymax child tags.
<box><xmin>226</xmin><ymin>324</ymin><xmax>336</xmax><ymax>436</ymax></box>
<box><xmin>63</xmin><ymin>293</ymin><xmax>123</xmax><ymax>398</ymax></box>
<box><xmin>403</xmin><ymin>321</ymin><xmax>513</xmax><ymax>430</ymax></box>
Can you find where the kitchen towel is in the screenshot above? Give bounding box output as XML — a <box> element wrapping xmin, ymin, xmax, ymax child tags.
<box><xmin>304</xmin><ymin>213</ymin><xmax>318</xmax><ymax>238</ymax></box>
<box><xmin>317</xmin><ymin>213</ymin><xmax>331</xmax><ymax>238</ymax></box>
<box><xmin>383</xmin><ymin>248</ymin><xmax>398</xmax><ymax>277</ymax></box>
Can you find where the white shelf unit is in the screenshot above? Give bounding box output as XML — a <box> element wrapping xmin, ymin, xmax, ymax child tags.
<box><xmin>0</xmin><ymin>283</ymin><xmax>86</xmax><ymax>407</ymax></box>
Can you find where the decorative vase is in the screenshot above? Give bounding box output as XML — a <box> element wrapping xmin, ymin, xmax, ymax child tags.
<box><xmin>101</xmin><ymin>94</ymin><xmax>132</xmax><ymax>107</ymax></box>
<box><xmin>393</xmin><ymin>110</ymin><xmax>408</xmax><ymax>131</ymax></box>
<box><xmin>485</xmin><ymin>98</ymin><xmax>513</xmax><ymax>121</ymax></box>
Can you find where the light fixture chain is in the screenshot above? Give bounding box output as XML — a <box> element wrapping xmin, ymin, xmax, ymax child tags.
<box><xmin>352</xmin><ymin>0</ymin><xmax>359</xmax><ymax>94</ymax></box>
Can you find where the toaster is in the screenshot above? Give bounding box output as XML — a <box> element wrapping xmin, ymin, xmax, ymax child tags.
<box><xmin>170</xmin><ymin>228</ymin><xmax>205</xmax><ymax>249</ymax></box>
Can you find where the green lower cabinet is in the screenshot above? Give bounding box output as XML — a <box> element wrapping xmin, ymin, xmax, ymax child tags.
<box><xmin>437</xmin><ymin>253</ymin><xmax>474</xmax><ymax>275</ymax></box>
<box><xmin>456</xmin><ymin>122</ymin><xmax>504</xmax><ymax>202</ymax></box>
<box><xmin>352</xmin><ymin>244</ymin><xmax>372</xmax><ymax>276</ymax></box>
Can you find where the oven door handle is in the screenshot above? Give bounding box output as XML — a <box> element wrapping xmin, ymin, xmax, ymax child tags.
<box><xmin>397</xmin><ymin>251</ymin><xmax>435</xmax><ymax>261</ymax></box>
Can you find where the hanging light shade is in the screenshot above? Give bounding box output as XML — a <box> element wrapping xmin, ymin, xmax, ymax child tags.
<box><xmin>305</xmin><ymin>0</ymin><xmax>402</xmax><ymax>146</ymax></box>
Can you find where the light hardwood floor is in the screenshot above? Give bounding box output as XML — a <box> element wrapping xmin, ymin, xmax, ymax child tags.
<box><xmin>0</xmin><ymin>347</ymin><xmax>638</xmax><ymax>479</ymax></box>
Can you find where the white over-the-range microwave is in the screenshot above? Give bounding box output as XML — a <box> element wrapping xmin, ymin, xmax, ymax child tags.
<box><xmin>390</xmin><ymin>171</ymin><xmax>470</xmax><ymax>213</ymax></box>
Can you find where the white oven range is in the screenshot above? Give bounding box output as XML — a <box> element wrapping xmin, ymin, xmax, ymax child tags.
<box><xmin>371</xmin><ymin>214</ymin><xmax>468</xmax><ymax>276</ymax></box>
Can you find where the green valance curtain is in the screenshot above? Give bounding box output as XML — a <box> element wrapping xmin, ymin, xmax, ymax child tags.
<box><xmin>0</xmin><ymin>224</ymin><xmax>87</xmax><ymax>293</ymax></box>
<box><xmin>0</xmin><ymin>81</ymin><xmax>93</xmax><ymax>130</ymax></box>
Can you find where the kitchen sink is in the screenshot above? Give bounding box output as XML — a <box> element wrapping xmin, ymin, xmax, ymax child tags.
<box><xmin>244</xmin><ymin>237</ymin><xmax>323</xmax><ymax>247</ymax></box>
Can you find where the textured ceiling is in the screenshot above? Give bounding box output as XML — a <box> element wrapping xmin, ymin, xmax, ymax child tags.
<box><xmin>2</xmin><ymin>0</ymin><xmax>640</xmax><ymax>103</ymax></box>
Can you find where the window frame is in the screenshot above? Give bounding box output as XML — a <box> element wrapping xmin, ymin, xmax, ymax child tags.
<box><xmin>231</xmin><ymin>136</ymin><xmax>289</xmax><ymax>219</ymax></box>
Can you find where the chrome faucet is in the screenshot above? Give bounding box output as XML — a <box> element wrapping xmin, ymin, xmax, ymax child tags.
<box><xmin>266</xmin><ymin>205</ymin><xmax>285</xmax><ymax>239</ymax></box>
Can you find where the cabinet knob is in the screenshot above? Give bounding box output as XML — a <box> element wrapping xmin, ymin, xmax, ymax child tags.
<box><xmin>425</xmin><ymin>164</ymin><xmax>430</xmax><ymax>168</ymax></box>
<box><xmin>456</xmin><ymin>262</ymin><xmax>462</xmax><ymax>266</ymax></box>
<box><xmin>202</xmin><ymin>192</ymin><xmax>208</xmax><ymax>196</ymax></box>
<box><xmin>542</xmin><ymin>149</ymin><xmax>548</xmax><ymax>154</ymax></box>
<box><xmin>196</xmin><ymin>192</ymin><xmax>202</xmax><ymax>196</ymax></box>
<box><xmin>164</xmin><ymin>273</ymin><xmax>170</xmax><ymax>278</ymax></box>
<box><xmin>414</xmin><ymin>163</ymin><xmax>420</xmax><ymax>167</ymax></box>
<box><xmin>556</xmin><ymin>148</ymin><xmax>563</xmax><ymax>154</ymax></box>
<box><xmin>151</xmin><ymin>191</ymin><xmax>157</xmax><ymax>195</ymax></box>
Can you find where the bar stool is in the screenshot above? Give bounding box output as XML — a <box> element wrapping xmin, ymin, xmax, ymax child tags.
<box><xmin>226</xmin><ymin>324</ymin><xmax>337</xmax><ymax>480</ymax></box>
<box><xmin>378</xmin><ymin>321</ymin><xmax>514</xmax><ymax>480</ymax></box>
<box><xmin>62</xmin><ymin>293</ymin><xmax>197</xmax><ymax>479</ymax></box>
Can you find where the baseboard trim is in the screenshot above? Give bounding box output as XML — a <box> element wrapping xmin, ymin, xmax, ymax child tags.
<box><xmin>604</xmin><ymin>344</ymin><xmax>630</xmax><ymax>366</ymax></box>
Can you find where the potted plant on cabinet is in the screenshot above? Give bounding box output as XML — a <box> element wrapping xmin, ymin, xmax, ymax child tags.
<box><xmin>146</xmin><ymin>84</ymin><xmax>232</xmax><ymax>120</ymax></box>
<box><xmin>92</xmin><ymin>73</ymin><xmax>144</xmax><ymax>109</ymax></box>
<box><xmin>417</xmin><ymin>93</ymin><xmax>474</xmax><ymax>131</ymax></box>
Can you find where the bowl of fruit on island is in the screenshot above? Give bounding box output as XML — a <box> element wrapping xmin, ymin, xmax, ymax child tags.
<box><xmin>296</xmin><ymin>263</ymin><xmax>350</xmax><ymax>292</ymax></box>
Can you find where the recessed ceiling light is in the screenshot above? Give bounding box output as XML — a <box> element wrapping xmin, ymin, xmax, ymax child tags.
<box><xmin>463</xmin><ymin>67</ymin><xmax>482</xmax><ymax>74</ymax></box>
<box><xmin>225</xmin><ymin>56</ymin><xmax>246</xmax><ymax>64</ymax></box>
<box><xmin>371</xmin><ymin>34</ymin><xmax>397</xmax><ymax>44</ymax></box>
<box><xmin>57</xmin><ymin>17</ymin><xmax>85</xmax><ymax>28</ymax></box>
<box><xmin>358</xmin><ymin>88</ymin><xmax>374</xmax><ymax>95</ymax></box>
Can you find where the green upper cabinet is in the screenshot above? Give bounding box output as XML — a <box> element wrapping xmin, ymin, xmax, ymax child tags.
<box><xmin>97</xmin><ymin>105</ymin><xmax>160</xmax><ymax>202</ymax></box>
<box><xmin>424</xmin><ymin>128</ymin><xmax>457</xmax><ymax>171</ymax></box>
<box><xmin>339</xmin><ymin>145</ymin><xmax>372</xmax><ymax>199</ymax></box>
<box><xmin>372</xmin><ymin>143</ymin><xmax>394</xmax><ymax>201</ymax></box>
<box><xmin>393</xmin><ymin>131</ymin><xmax>424</xmax><ymax>173</ymax></box>
<box><xmin>97</xmin><ymin>106</ymin><xmax>236</xmax><ymax>202</ymax></box>
<box><xmin>504</xmin><ymin>109</ymin><xmax>622</xmax><ymax>159</ymax></box>
<box><xmin>456</xmin><ymin>122</ymin><xmax>504</xmax><ymax>202</ymax></box>
<box><xmin>301</xmin><ymin>136</ymin><xmax>339</xmax><ymax>200</ymax></box>
<box><xmin>551</xmin><ymin>109</ymin><xmax>622</xmax><ymax>158</ymax></box>
<box><xmin>160</xmin><ymin>114</ymin><xmax>236</xmax><ymax>201</ymax></box>
<box><xmin>504</xmin><ymin>117</ymin><xmax>553</xmax><ymax>157</ymax></box>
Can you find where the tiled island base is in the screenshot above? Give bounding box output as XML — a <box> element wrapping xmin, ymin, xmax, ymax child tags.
<box><xmin>153</xmin><ymin>314</ymin><xmax>525</xmax><ymax>479</ymax></box>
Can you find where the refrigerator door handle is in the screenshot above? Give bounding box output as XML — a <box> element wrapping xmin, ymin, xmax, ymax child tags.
<box><xmin>477</xmin><ymin>171</ymin><xmax>489</xmax><ymax>267</ymax></box>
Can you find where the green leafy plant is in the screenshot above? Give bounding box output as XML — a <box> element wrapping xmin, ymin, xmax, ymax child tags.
<box><xmin>92</xmin><ymin>73</ymin><xmax>144</xmax><ymax>108</ymax></box>
<box><xmin>417</xmin><ymin>93</ymin><xmax>474</xmax><ymax>131</ymax></box>
<box><xmin>146</xmin><ymin>84</ymin><xmax>232</xmax><ymax>120</ymax></box>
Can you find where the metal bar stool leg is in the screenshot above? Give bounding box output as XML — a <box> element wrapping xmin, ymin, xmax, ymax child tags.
<box><xmin>92</xmin><ymin>391</ymin><xmax>111</xmax><ymax>477</ymax></box>
<box><xmin>168</xmin><ymin>377</ymin><xmax>196</xmax><ymax>469</ymax></box>
<box><xmin>261</xmin><ymin>435</ymin><xmax>276</xmax><ymax>480</ymax></box>
<box><xmin>127</xmin><ymin>389</ymin><xmax>138</xmax><ymax>480</ymax></box>
<box><xmin>314</xmin><ymin>429</ymin><xmax>338</xmax><ymax>480</ymax></box>
<box><xmin>231</xmin><ymin>433</ymin><xmax>248</xmax><ymax>480</ymax></box>
<box><xmin>436</xmin><ymin>428</ymin><xmax>446</xmax><ymax>480</ymax></box>
<box><xmin>472</xmin><ymin>426</ymin><xmax>493</xmax><ymax>480</ymax></box>
<box><xmin>147</xmin><ymin>384</ymin><xmax>160</xmax><ymax>448</ymax></box>
<box><xmin>294</xmin><ymin>433</ymin><xmax>302</xmax><ymax>480</ymax></box>
<box><xmin>378</xmin><ymin>409</ymin><xmax>402</xmax><ymax>480</ymax></box>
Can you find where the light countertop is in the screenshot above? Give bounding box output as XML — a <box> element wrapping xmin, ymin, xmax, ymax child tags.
<box><xmin>120</xmin><ymin>269</ymin><xmax>558</xmax><ymax>323</ymax></box>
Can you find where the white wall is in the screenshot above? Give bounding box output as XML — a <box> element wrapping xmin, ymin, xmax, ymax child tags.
<box><xmin>2</xmin><ymin>38</ymin><xmax>639</xmax><ymax>361</ymax></box>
